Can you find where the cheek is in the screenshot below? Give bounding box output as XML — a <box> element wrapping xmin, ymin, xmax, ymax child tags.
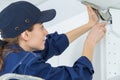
<box><xmin>30</xmin><ymin>35</ymin><xmax>45</xmax><ymax>50</ymax></box>
<box><xmin>35</xmin><ymin>39</ymin><xmax>45</xmax><ymax>50</ymax></box>
<box><xmin>31</xmin><ymin>36</ymin><xmax>43</xmax><ymax>45</ymax></box>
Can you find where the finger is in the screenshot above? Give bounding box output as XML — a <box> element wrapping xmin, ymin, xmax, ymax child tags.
<box><xmin>87</xmin><ymin>5</ymin><xmax>91</xmax><ymax>15</ymax></box>
<box><xmin>100</xmin><ymin>27</ymin><xmax>107</xmax><ymax>33</ymax></box>
<box><xmin>97</xmin><ymin>22</ymin><xmax>107</xmax><ymax>28</ymax></box>
<box><xmin>100</xmin><ymin>22</ymin><xmax>107</xmax><ymax>27</ymax></box>
<box><xmin>88</xmin><ymin>5</ymin><xmax>96</xmax><ymax>15</ymax></box>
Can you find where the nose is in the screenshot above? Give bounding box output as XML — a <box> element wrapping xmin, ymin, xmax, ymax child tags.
<box><xmin>43</xmin><ymin>28</ymin><xmax>48</xmax><ymax>36</ymax></box>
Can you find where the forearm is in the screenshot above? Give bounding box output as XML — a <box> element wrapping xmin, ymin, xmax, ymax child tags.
<box><xmin>82</xmin><ymin>39</ymin><xmax>95</xmax><ymax>62</ymax></box>
<box><xmin>65</xmin><ymin>23</ymin><xmax>92</xmax><ymax>43</ymax></box>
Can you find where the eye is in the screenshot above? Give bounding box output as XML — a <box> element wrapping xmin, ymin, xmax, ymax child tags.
<box><xmin>41</xmin><ymin>25</ymin><xmax>44</xmax><ymax>30</ymax></box>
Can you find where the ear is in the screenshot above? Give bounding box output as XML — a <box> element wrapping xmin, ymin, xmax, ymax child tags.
<box><xmin>20</xmin><ymin>31</ymin><xmax>30</xmax><ymax>41</ymax></box>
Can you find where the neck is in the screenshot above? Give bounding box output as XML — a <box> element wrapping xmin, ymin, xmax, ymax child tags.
<box><xmin>18</xmin><ymin>41</ymin><xmax>34</xmax><ymax>52</ymax></box>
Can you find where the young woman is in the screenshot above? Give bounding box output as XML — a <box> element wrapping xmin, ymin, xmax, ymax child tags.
<box><xmin>0</xmin><ymin>1</ymin><xmax>106</xmax><ymax>80</ymax></box>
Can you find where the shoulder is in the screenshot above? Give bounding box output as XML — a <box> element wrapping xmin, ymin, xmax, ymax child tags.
<box><xmin>1</xmin><ymin>51</ymin><xmax>42</xmax><ymax>73</ymax></box>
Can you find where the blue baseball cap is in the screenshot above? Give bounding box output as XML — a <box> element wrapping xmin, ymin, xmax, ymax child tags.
<box><xmin>0</xmin><ymin>1</ymin><xmax>56</xmax><ymax>38</ymax></box>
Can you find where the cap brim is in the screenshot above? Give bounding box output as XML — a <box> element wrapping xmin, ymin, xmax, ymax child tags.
<box><xmin>38</xmin><ymin>9</ymin><xmax>56</xmax><ymax>23</ymax></box>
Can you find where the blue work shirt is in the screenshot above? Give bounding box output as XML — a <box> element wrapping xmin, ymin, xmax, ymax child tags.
<box><xmin>0</xmin><ymin>32</ymin><xmax>94</xmax><ymax>80</ymax></box>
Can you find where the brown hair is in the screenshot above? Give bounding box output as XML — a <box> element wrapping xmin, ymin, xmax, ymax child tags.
<box><xmin>0</xmin><ymin>25</ymin><xmax>34</xmax><ymax>71</ymax></box>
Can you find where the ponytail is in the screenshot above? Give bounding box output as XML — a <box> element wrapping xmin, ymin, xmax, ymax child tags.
<box><xmin>0</xmin><ymin>46</ymin><xmax>4</xmax><ymax>71</ymax></box>
<box><xmin>0</xmin><ymin>40</ymin><xmax>8</xmax><ymax>71</ymax></box>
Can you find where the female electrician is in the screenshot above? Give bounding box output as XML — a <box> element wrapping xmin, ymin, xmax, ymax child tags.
<box><xmin>0</xmin><ymin>1</ymin><xmax>106</xmax><ymax>80</ymax></box>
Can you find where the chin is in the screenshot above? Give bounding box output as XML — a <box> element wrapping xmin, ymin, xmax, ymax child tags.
<box><xmin>40</xmin><ymin>46</ymin><xmax>45</xmax><ymax>50</ymax></box>
<box><xmin>40</xmin><ymin>48</ymin><xmax>44</xmax><ymax>50</ymax></box>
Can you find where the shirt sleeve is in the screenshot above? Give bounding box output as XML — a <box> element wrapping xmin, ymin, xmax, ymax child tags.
<box><xmin>34</xmin><ymin>32</ymin><xmax>69</xmax><ymax>61</ymax></box>
<box><xmin>21</xmin><ymin>56</ymin><xmax>94</xmax><ymax>80</ymax></box>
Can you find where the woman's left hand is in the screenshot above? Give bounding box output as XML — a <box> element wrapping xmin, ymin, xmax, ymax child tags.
<box><xmin>87</xmin><ymin>5</ymin><xmax>98</xmax><ymax>28</ymax></box>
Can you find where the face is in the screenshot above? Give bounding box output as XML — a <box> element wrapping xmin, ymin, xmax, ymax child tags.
<box><xmin>26</xmin><ymin>23</ymin><xmax>48</xmax><ymax>51</ymax></box>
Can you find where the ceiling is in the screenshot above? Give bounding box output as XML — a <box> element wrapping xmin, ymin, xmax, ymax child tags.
<box><xmin>0</xmin><ymin>0</ymin><xmax>48</xmax><ymax>11</ymax></box>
